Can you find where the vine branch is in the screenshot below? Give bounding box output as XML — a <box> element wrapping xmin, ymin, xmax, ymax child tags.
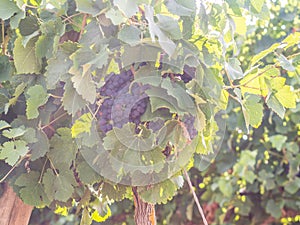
<box><xmin>184</xmin><ymin>169</ymin><xmax>208</xmax><ymax>225</ymax></box>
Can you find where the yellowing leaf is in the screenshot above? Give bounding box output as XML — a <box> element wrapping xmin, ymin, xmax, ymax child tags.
<box><xmin>275</xmin><ymin>85</ymin><xmax>297</xmax><ymax>108</ymax></box>
<box><xmin>106</xmin><ymin>58</ymin><xmax>120</xmax><ymax>74</ymax></box>
<box><xmin>270</xmin><ymin>77</ymin><xmax>286</xmax><ymax>90</ymax></box>
<box><xmin>54</xmin><ymin>206</ymin><xmax>69</xmax><ymax>216</ymax></box>
<box><xmin>71</xmin><ymin>113</ymin><xmax>93</xmax><ymax>138</ymax></box>
<box><xmin>231</xmin><ymin>15</ymin><xmax>246</xmax><ymax>35</ymax></box>
<box><xmin>91</xmin><ymin>205</ymin><xmax>111</xmax><ymax>222</ymax></box>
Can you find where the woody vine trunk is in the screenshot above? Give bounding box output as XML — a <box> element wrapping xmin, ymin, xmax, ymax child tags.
<box><xmin>132</xmin><ymin>187</ymin><xmax>156</xmax><ymax>225</ymax></box>
<box><xmin>0</xmin><ymin>183</ymin><xmax>33</xmax><ymax>225</ymax></box>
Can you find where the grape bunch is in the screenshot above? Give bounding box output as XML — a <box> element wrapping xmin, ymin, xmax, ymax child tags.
<box><xmin>182</xmin><ymin>115</ymin><xmax>198</xmax><ymax>139</ymax></box>
<box><xmin>97</xmin><ymin>70</ymin><xmax>149</xmax><ymax>134</ymax></box>
<box><xmin>111</xmin><ymin>82</ymin><xmax>149</xmax><ymax>129</ymax></box>
<box><xmin>97</xmin><ymin>65</ymin><xmax>198</xmax><ymax>141</ymax></box>
<box><xmin>98</xmin><ymin>70</ymin><xmax>133</xmax><ymax>133</ymax></box>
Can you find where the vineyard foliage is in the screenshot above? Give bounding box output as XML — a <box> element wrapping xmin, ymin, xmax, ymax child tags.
<box><xmin>0</xmin><ymin>0</ymin><xmax>299</xmax><ymax>224</ymax></box>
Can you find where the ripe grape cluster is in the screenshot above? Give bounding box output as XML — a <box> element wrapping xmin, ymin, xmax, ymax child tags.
<box><xmin>97</xmin><ymin>65</ymin><xmax>198</xmax><ymax>141</ymax></box>
<box><xmin>182</xmin><ymin>115</ymin><xmax>198</xmax><ymax>139</ymax></box>
<box><xmin>97</xmin><ymin>70</ymin><xmax>149</xmax><ymax>134</ymax></box>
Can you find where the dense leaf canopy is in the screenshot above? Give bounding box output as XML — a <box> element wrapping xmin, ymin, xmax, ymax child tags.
<box><xmin>0</xmin><ymin>0</ymin><xmax>299</xmax><ymax>224</ymax></box>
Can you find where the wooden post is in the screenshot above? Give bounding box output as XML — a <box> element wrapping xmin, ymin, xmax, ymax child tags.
<box><xmin>0</xmin><ymin>183</ymin><xmax>33</xmax><ymax>225</ymax></box>
<box><xmin>132</xmin><ymin>187</ymin><xmax>156</xmax><ymax>225</ymax></box>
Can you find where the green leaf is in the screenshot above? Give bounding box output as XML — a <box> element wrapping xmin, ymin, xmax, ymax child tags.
<box><xmin>76</xmin><ymin>159</ymin><xmax>102</xmax><ymax>185</ymax></box>
<box><xmin>81</xmin><ymin>208</ymin><xmax>92</xmax><ymax>225</ymax></box>
<box><xmin>0</xmin><ymin>120</ymin><xmax>11</xmax><ymax>130</ymax></box>
<box><xmin>62</xmin><ymin>80</ymin><xmax>87</xmax><ymax>115</ymax></box>
<box><xmin>71</xmin><ymin>113</ymin><xmax>92</xmax><ymax>138</ymax></box>
<box><xmin>242</xmin><ymin>94</ymin><xmax>264</xmax><ymax>129</ymax></box>
<box><xmin>225</xmin><ymin>58</ymin><xmax>243</xmax><ymax>80</ymax></box>
<box><xmin>25</xmin><ymin>85</ymin><xmax>49</xmax><ymax>119</ymax></box>
<box><xmin>19</xmin><ymin>16</ymin><xmax>39</xmax><ymax>36</ymax></box>
<box><xmin>45</xmin><ymin>44</ymin><xmax>75</xmax><ymax>89</ymax></box>
<box><xmin>13</xmin><ymin>36</ymin><xmax>41</xmax><ymax>74</ymax></box>
<box><xmin>266</xmin><ymin>94</ymin><xmax>285</xmax><ymax>119</ymax></box>
<box><xmin>269</xmin><ymin>135</ymin><xmax>287</xmax><ymax>151</ymax></box>
<box><xmin>30</xmin><ymin>130</ymin><xmax>50</xmax><ymax>161</ymax></box>
<box><xmin>101</xmin><ymin>182</ymin><xmax>127</xmax><ymax>201</ymax></box>
<box><xmin>15</xmin><ymin>171</ymin><xmax>51</xmax><ymax>207</ymax></box>
<box><xmin>0</xmin><ymin>140</ymin><xmax>29</xmax><ymax>165</ymax></box>
<box><xmin>75</xmin><ymin>0</ymin><xmax>107</xmax><ymax>16</ymax></box>
<box><xmin>2</xmin><ymin>126</ymin><xmax>26</xmax><ymax>139</ymax></box>
<box><xmin>250</xmin><ymin>43</ymin><xmax>280</xmax><ymax>66</ymax></box>
<box><xmin>48</xmin><ymin>128</ymin><xmax>77</xmax><ymax>168</ymax></box>
<box><xmin>106</xmin><ymin>8</ymin><xmax>127</xmax><ymax>25</ymax></box>
<box><xmin>250</xmin><ymin>0</ymin><xmax>265</xmax><ymax>13</ymax></box>
<box><xmin>118</xmin><ymin>25</ymin><xmax>141</xmax><ymax>46</ymax></box>
<box><xmin>156</xmin><ymin>14</ymin><xmax>182</xmax><ymax>40</ymax></box>
<box><xmin>284</xmin><ymin>178</ymin><xmax>300</xmax><ymax>194</ymax></box>
<box><xmin>266</xmin><ymin>199</ymin><xmax>283</xmax><ymax>219</ymax></box>
<box><xmin>165</xmin><ymin>0</ymin><xmax>195</xmax><ymax>16</ymax></box>
<box><xmin>138</xmin><ymin>179</ymin><xmax>177</xmax><ymax>204</ymax></box>
<box><xmin>0</xmin><ymin>55</ymin><xmax>12</xmax><ymax>82</ymax></box>
<box><xmin>113</xmin><ymin>0</ymin><xmax>138</xmax><ymax>17</ymax></box>
<box><xmin>5</xmin><ymin>82</ymin><xmax>26</xmax><ymax>113</ymax></box>
<box><xmin>43</xmin><ymin>164</ymin><xmax>77</xmax><ymax>202</ymax></box>
<box><xmin>144</xmin><ymin>5</ymin><xmax>176</xmax><ymax>56</ymax></box>
<box><xmin>0</xmin><ymin>0</ymin><xmax>20</xmax><ymax>20</ymax></box>
<box><xmin>70</xmin><ymin>66</ymin><xmax>97</xmax><ymax>104</ymax></box>
<box><xmin>274</xmin><ymin>85</ymin><xmax>297</xmax><ymax>108</ymax></box>
<box><xmin>218</xmin><ymin>178</ymin><xmax>233</xmax><ymax>197</ymax></box>
<box><xmin>277</xmin><ymin>54</ymin><xmax>295</xmax><ymax>71</ymax></box>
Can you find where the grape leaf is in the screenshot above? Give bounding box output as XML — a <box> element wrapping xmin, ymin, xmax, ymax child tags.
<box><xmin>274</xmin><ymin>85</ymin><xmax>297</xmax><ymax>108</ymax></box>
<box><xmin>5</xmin><ymin>82</ymin><xmax>26</xmax><ymax>113</ymax></box>
<box><xmin>71</xmin><ymin>113</ymin><xmax>92</xmax><ymax>138</ymax></box>
<box><xmin>165</xmin><ymin>0</ymin><xmax>195</xmax><ymax>16</ymax></box>
<box><xmin>76</xmin><ymin>159</ymin><xmax>102</xmax><ymax>184</ymax></box>
<box><xmin>0</xmin><ymin>120</ymin><xmax>11</xmax><ymax>130</ymax></box>
<box><xmin>106</xmin><ymin>8</ymin><xmax>127</xmax><ymax>25</ymax></box>
<box><xmin>30</xmin><ymin>130</ymin><xmax>50</xmax><ymax>161</ymax></box>
<box><xmin>266</xmin><ymin>94</ymin><xmax>285</xmax><ymax>119</ymax></box>
<box><xmin>101</xmin><ymin>182</ymin><xmax>127</xmax><ymax>201</ymax></box>
<box><xmin>277</xmin><ymin>54</ymin><xmax>295</xmax><ymax>71</ymax></box>
<box><xmin>113</xmin><ymin>0</ymin><xmax>138</xmax><ymax>17</ymax></box>
<box><xmin>0</xmin><ymin>55</ymin><xmax>12</xmax><ymax>82</ymax></box>
<box><xmin>118</xmin><ymin>25</ymin><xmax>141</xmax><ymax>46</ymax></box>
<box><xmin>161</xmin><ymin>79</ymin><xmax>195</xmax><ymax>112</ymax></box>
<box><xmin>14</xmin><ymin>171</ymin><xmax>51</xmax><ymax>207</ymax></box>
<box><xmin>144</xmin><ymin>5</ymin><xmax>176</xmax><ymax>56</ymax></box>
<box><xmin>2</xmin><ymin>126</ymin><xmax>26</xmax><ymax>139</ymax></box>
<box><xmin>43</xmin><ymin>164</ymin><xmax>77</xmax><ymax>202</ymax></box>
<box><xmin>0</xmin><ymin>0</ymin><xmax>20</xmax><ymax>20</ymax></box>
<box><xmin>0</xmin><ymin>140</ymin><xmax>29</xmax><ymax>166</ymax></box>
<box><xmin>242</xmin><ymin>94</ymin><xmax>264</xmax><ymax>129</ymax></box>
<box><xmin>45</xmin><ymin>42</ymin><xmax>78</xmax><ymax>89</ymax></box>
<box><xmin>70</xmin><ymin>66</ymin><xmax>97</xmax><ymax>104</ymax></box>
<box><xmin>250</xmin><ymin>0</ymin><xmax>265</xmax><ymax>13</ymax></box>
<box><xmin>48</xmin><ymin>128</ymin><xmax>77</xmax><ymax>168</ymax></box>
<box><xmin>25</xmin><ymin>85</ymin><xmax>49</xmax><ymax>119</ymax></box>
<box><xmin>266</xmin><ymin>199</ymin><xmax>283</xmax><ymax>219</ymax></box>
<box><xmin>62</xmin><ymin>80</ymin><xmax>87</xmax><ymax>115</ymax></box>
<box><xmin>13</xmin><ymin>36</ymin><xmax>41</xmax><ymax>74</ymax></box>
<box><xmin>218</xmin><ymin>178</ymin><xmax>233</xmax><ymax>197</ymax></box>
<box><xmin>75</xmin><ymin>0</ymin><xmax>107</xmax><ymax>16</ymax></box>
<box><xmin>225</xmin><ymin>58</ymin><xmax>244</xmax><ymax>80</ymax></box>
<box><xmin>156</xmin><ymin>14</ymin><xmax>182</xmax><ymax>40</ymax></box>
<box><xmin>138</xmin><ymin>179</ymin><xmax>177</xmax><ymax>204</ymax></box>
<box><xmin>269</xmin><ymin>135</ymin><xmax>287</xmax><ymax>151</ymax></box>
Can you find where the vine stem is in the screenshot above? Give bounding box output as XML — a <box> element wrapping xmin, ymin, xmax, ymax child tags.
<box><xmin>1</xmin><ymin>19</ymin><xmax>5</xmax><ymax>55</ymax></box>
<box><xmin>183</xmin><ymin>169</ymin><xmax>208</xmax><ymax>225</ymax></box>
<box><xmin>0</xmin><ymin>155</ymin><xmax>28</xmax><ymax>183</ymax></box>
